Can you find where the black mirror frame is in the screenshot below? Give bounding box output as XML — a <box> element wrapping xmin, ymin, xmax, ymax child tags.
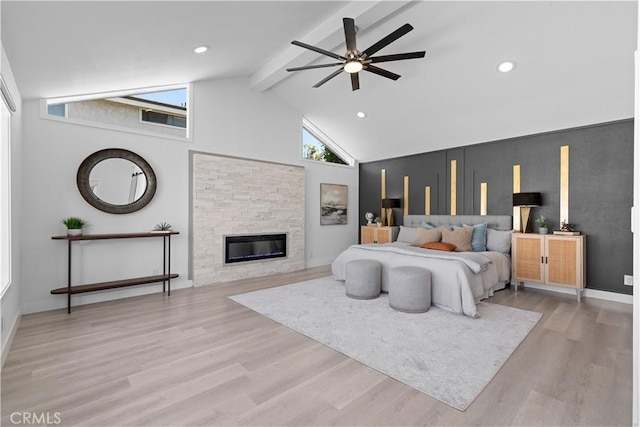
<box><xmin>77</xmin><ymin>148</ymin><xmax>157</xmax><ymax>214</ymax></box>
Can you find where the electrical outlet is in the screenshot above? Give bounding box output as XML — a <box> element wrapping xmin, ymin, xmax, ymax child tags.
<box><xmin>624</xmin><ymin>275</ymin><xmax>633</xmax><ymax>286</ymax></box>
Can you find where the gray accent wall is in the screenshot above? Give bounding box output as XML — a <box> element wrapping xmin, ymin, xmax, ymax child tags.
<box><xmin>359</xmin><ymin>119</ymin><xmax>633</xmax><ymax>295</ymax></box>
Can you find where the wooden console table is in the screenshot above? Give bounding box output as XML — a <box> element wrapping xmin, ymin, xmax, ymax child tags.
<box><xmin>51</xmin><ymin>231</ymin><xmax>179</xmax><ymax>313</ymax></box>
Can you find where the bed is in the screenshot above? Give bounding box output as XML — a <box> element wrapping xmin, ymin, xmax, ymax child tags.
<box><xmin>331</xmin><ymin>215</ymin><xmax>513</xmax><ymax>318</ymax></box>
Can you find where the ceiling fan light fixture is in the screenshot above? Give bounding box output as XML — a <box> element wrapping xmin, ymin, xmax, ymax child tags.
<box><xmin>344</xmin><ymin>61</ymin><xmax>363</xmax><ymax>74</ymax></box>
<box><xmin>497</xmin><ymin>60</ymin><xmax>516</xmax><ymax>73</ymax></box>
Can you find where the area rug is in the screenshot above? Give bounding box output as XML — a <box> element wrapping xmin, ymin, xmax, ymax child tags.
<box><xmin>229</xmin><ymin>277</ymin><xmax>542</xmax><ymax>410</ymax></box>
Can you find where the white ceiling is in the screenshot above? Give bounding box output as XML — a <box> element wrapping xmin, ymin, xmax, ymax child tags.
<box><xmin>2</xmin><ymin>1</ymin><xmax>637</xmax><ymax>162</ymax></box>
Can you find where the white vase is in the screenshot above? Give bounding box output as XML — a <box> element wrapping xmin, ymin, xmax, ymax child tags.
<box><xmin>538</xmin><ymin>227</ymin><xmax>548</xmax><ymax>235</ymax></box>
<box><xmin>67</xmin><ymin>229</ymin><xmax>83</xmax><ymax>236</ymax></box>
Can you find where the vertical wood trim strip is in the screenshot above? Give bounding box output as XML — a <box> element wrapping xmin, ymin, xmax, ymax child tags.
<box><xmin>436</xmin><ymin>173</ymin><xmax>440</xmax><ymax>214</ymax></box>
<box><xmin>381</xmin><ymin>169</ymin><xmax>386</xmax><ymax>224</ymax></box>
<box><xmin>450</xmin><ymin>160</ymin><xmax>457</xmax><ymax>215</ymax></box>
<box><xmin>425</xmin><ymin>186</ymin><xmax>431</xmax><ymax>215</ymax></box>
<box><xmin>471</xmin><ymin>169</ymin><xmax>476</xmax><ymax>215</ymax></box>
<box><xmin>404</xmin><ymin>176</ymin><xmax>409</xmax><ymax>216</ymax></box>
<box><xmin>513</xmin><ymin>165</ymin><xmax>521</xmax><ymax>231</ymax></box>
<box><xmin>560</xmin><ymin>145</ymin><xmax>569</xmax><ymax>225</ymax></box>
<box><xmin>480</xmin><ymin>182</ymin><xmax>488</xmax><ymax>215</ymax></box>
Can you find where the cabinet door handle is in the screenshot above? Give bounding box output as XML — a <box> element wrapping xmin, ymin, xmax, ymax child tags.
<box><xmin>545</xmin><ymin>256</ymin><xmax>548</xmax><ymax>264</ymax></box>
<box><xmin>541</xmin><ymin>256</ymin><xmax>544</xmax><ymax>264</ymax></box>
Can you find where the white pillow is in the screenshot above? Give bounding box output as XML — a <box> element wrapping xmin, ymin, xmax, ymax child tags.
<box><xmin>397</xmin><ymin>226</ymin><xmax>419</xmax><ymax>243</ymax></box>
<box><xmin>486</xmin><ymin>229</ymin><xmax>513</xmax><ymax>253</ymax></box>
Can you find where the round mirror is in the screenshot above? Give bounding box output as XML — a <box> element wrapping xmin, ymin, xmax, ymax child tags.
<box><xmin>77</xmin><ymin>148</ymin><xmax>156</xmax><ymax>214</ymax></box>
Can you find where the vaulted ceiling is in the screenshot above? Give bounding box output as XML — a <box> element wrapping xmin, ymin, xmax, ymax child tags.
<box><xmin>2</xmin><ymin>1</ymin><xmax>636</xmax><ymax>162</ymax></box>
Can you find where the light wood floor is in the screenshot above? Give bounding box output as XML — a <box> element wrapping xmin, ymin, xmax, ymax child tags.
<box><xmin>1</xmin><ymin>266</ymin><xmax>632</xmax><ymax>426</ymax></box>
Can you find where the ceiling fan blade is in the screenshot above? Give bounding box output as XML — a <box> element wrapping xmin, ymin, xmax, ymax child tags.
<box><xmin>313</xmin><ymin>68</ymin><xmax>344</xmax><ymax>88</ymax></box>
<box><xmin>343</xmin><ymin>18</ymin><xmax>357</xmax><ymax>52</ymax></box>
<box><xmin>363</xmin><ymin>64</ymin><xmax>401</xmax><ymax>81</ymax></box>
<box><xmin>292</xmin><ymin>40</ymin><xmax>345</xmax><ymax>61</ymax></box>
<box><xmin>286</xmin><ymin>62</ymin><xmax>344</xmax><ymax>72</ymax></box>
<box><xmin>362</xmin><ymin>24</ymin><xmax>413</xmax><ymax>57</ymax></box>
<box><xmin>350</xmin><ymin>72</ymin><xmax>360</xmax><ymax>91</ymax></box>
<box><xmin>369</xmin><ymin>51</ymin><xmax>426</xmax><ymax>64</ymax></box>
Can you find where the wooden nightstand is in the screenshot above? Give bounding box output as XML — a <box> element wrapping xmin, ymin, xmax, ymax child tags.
<box><xmin>511</xmin><ymin>232</ymin><xmax>586</xmax><ymax>301</ymax></box>
<box><xmin>361</xmin><ymin>225</ymin><xmax>398</xmax><ymax>244</ymax></box>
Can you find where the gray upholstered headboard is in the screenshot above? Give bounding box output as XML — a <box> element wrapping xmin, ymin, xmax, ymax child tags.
<box><xmin>403</xmin><ymin>215</ymin><xmax>512</xmax><ymax>231</ymax></box>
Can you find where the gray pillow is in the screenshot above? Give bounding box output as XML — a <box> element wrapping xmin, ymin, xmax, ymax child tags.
<box><xmin>486</xmin><ymin>229</ymin><xmax>513</xmax><ymax>253</ymax></box>
<box><xmin>397</xmin><ymin>226</ymin><xmax>419</xmax><ymax>243</ymax></box>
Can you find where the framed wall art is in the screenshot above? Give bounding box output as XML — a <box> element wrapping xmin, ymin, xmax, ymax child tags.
<box><xmin>320</xmin><ymin>183</ymin><xmax>347</xmax><ymax>225</ymax></box>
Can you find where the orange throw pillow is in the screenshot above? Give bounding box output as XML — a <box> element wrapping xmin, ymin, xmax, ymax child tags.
<box><xmin>421</xmin><ymin>241</ymin><xmax>457</xmax><ymax>252</ymax></box>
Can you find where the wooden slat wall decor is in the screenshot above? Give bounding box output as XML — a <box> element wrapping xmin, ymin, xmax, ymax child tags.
<box><xmin>381</xmin><ymin>169</ymin><xmax>386</xmax><ymax>224</ymax></box>
<box><xmin>404</xmin><ymin>176</ymin><xmax>409</xmax><ymax>216</ymax></box>
<box><xmin>450</xmin><ymin>160</ymin><xmax>457</xmax><ymax>215</ymax></box>
<box><xmin>513</xmin><ymin>165</ymin><xmax>521</xmax><ymax>231</ymax></box>
<box><xmin>560</xmin><ymin>145</ymin><xmax>569</xmax><ymax>225</ymax></box>
<box><xmin>480</xmin><ymin>182</ymin><xmax>488</xmax><ymax>216</ymax></box>
<box><xmin>425</xmin><ymin>186</ymin><xmax>431</xmax><ymax>215</ymax></box>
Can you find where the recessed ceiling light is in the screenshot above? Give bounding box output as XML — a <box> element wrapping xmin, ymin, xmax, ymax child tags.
<box><xmin>193</xmin><ymin>45</ymin><xmax>209</xmax><ymax>54</ymax></box>
<box><xmin>497</xmin><ymin>61</ymin><xmax>516</xmax><ymax>73</ymax></box>
<box><xmin>356</xmin><ymin>111</ymin><xmax>367</xmax><ymax>119</ymax></box>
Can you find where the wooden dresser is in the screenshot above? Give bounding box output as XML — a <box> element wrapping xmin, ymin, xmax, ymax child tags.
<box><xmin>360</xmin><ymin>225</ymin><xmax>398</xmax><ymax>244</ymax></box>
<box><xmin>511</xmin><ymin>232</ymin><xmax>586</xmax><ymax>301</ymax></box>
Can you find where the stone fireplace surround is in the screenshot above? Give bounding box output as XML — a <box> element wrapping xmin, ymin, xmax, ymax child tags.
<box><xmin>191</xmin><ymin>152</ymin><xmax>305</xmax><ymax>286</ymax></box>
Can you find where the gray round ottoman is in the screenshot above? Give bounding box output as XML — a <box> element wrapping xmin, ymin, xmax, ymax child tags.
<box><xmin>345</xmin><ymin>259</ymin><xmax>381</xmax><ymax>300</ymax></box>
<box><xmin>388</xmin><ymin>266</ymin><xmax>431</xmax><ymax>313</ymax></box>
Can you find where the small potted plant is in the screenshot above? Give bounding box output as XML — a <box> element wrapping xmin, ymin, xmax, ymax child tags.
<box><xmin>535</xmin><ymin>215</ymin><xmax>549</xmax><ymax>234</ymax></box>
<box><xmin>61</xmin><ymin>217</ymin><xmax>87</xmax><ymax>236</ymax></box>
<box><xmin>374</xmin><ymin>216</ymin><xmax>383</xmax><ymax>227</ymax></box>
<box><xmin>152</xmin><ymin>222</ymin><xmax>173</xmax><ymax>233</ymax></box>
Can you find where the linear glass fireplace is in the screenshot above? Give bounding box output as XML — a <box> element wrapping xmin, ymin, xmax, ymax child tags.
<box><xmin>225</xmin><ymin>233</ymin><xmax>287</xmax><ymax>264</ymax></box>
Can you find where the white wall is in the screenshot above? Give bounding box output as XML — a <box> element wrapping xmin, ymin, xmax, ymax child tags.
<box><xmin>0</xmin><ymin>44</ymin><xmax>23</xmax><ymax>362</ymax></box>
<box><xmin>19</xmin><ymin>77</ymin><xmax>358</xmax><ymax>314</ymax></box>
<box><xmin>304</xmin><ymin>160</ymin><xmax>359</xmax><ymax>267</ymax></box>
<box><xmin>189</xmin><ymin>78</ymin><xmax>359</xmax><ymax>268</ymax></box>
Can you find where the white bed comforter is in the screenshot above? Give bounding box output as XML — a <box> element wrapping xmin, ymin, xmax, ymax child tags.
<box><xmin>331</xmin><ymin>242</ymin><xmax>511</xmax><ymax>318</ymax></box>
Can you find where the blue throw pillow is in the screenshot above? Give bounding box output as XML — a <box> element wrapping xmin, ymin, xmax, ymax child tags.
<box><xmin>421</xmin><ymin>222</ymin><xmax>436</xmax><ymax>229</ymax></box>
<box><xmin>458</xmin><ymin>223</ymin><xmax>487</xmax><ymax>252</ymax></box>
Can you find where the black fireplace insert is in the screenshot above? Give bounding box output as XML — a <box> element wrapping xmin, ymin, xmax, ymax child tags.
<box><xmin>225</xmin><ymin>233</ymin><xmax>287</xmax><ymax>264</ymax></box>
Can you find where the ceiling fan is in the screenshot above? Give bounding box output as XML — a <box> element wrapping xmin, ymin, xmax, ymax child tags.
<box><xmin>286</xmin><ymin>17</ymin><xmax>426</xmax><ymax>91</ymax></box>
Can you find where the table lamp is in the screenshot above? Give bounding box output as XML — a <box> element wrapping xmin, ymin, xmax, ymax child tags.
<box><xmin>513</xmin><ymin>192</ymin><xmax>542</xmax><ymax>233</ymax></box>
<box><xmin>381</xmin><ymin>198</ymin><xmax>401</xmax><ymax>227</ymax></box>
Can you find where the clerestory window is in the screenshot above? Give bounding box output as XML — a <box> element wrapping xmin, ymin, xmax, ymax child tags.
<box><xmin>302</xmin><ymin>118</ymin><xmax>353</xmax><ymax>166</ymax></box>
<box><xmin>42</xmin><ymin>85</ymin><xmax>190</xmax><ymax>140</ymax></box>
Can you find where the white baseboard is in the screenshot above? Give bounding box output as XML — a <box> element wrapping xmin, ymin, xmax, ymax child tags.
<box><xmin>521</xmin><ymin>282</ymin><xmax>633</xmax><ymax>305</ymax></box>
<box><xmin>1</xmin><ymin>309</ymin><xmax>21</xmax><ymax>369</ymax></box>
<box><xmin>23</xmin><ymin>279</ymin><xmax>193</xmax><ymax>314</ymax></box>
